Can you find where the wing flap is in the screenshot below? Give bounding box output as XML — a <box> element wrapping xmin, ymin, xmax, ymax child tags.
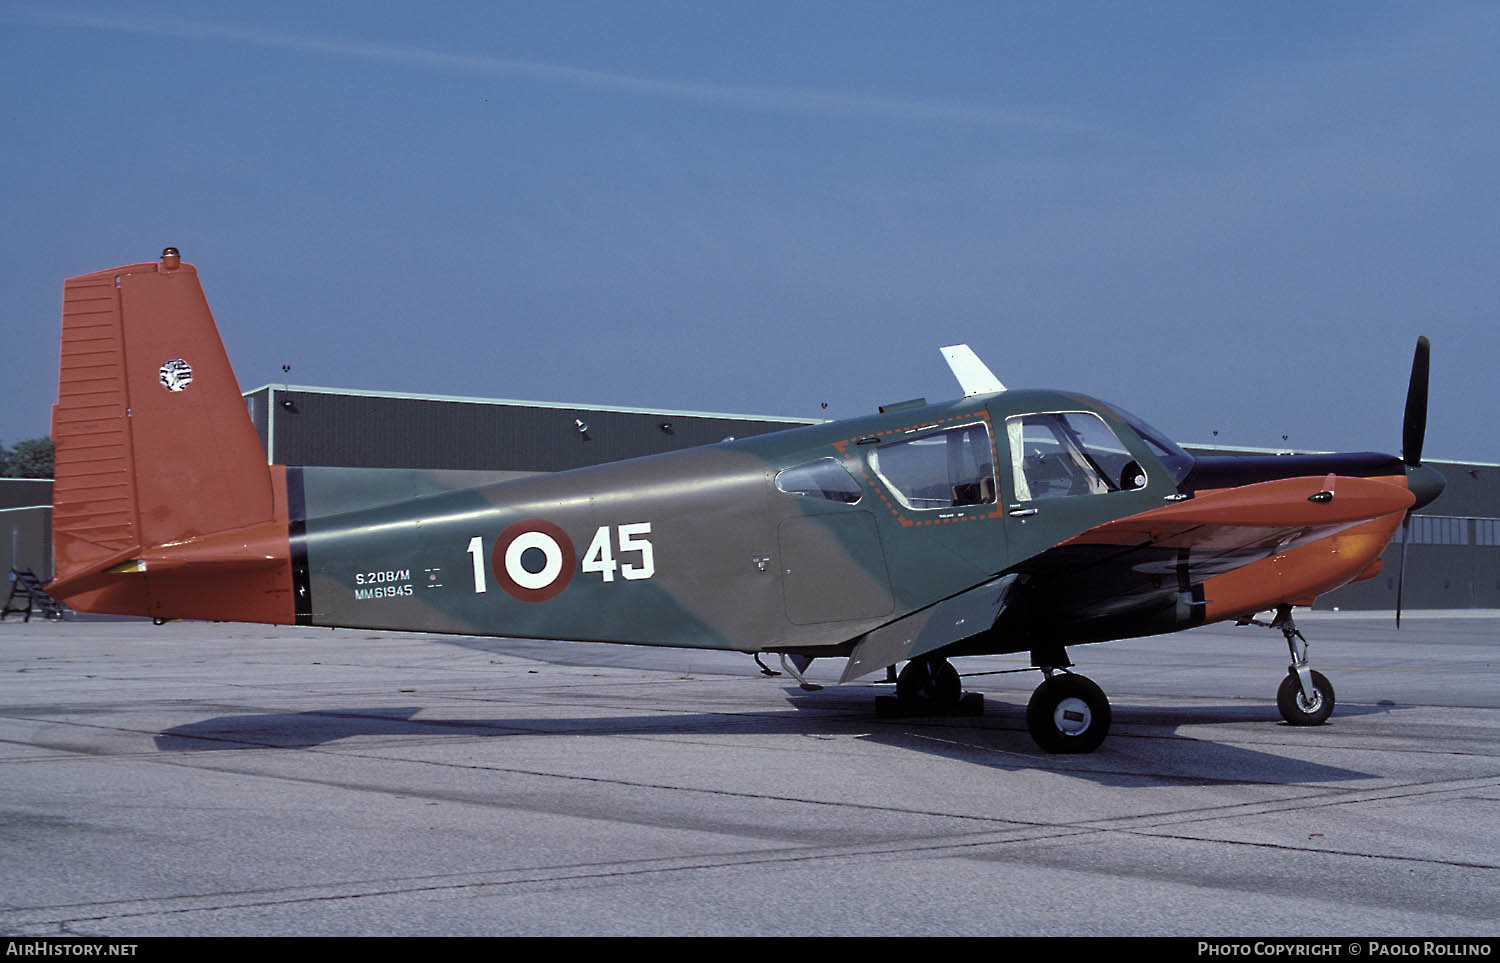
<box><xmin>840</xmin><ymin>575</ymin><xmax>1019</xmax><ymax>683</ymax></box>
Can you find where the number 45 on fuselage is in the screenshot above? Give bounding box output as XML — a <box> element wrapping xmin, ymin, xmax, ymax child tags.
<box><xmin>47</xmin><ymin>250</ymin><xmax>1444</xmax><ymax>753</ymax></box>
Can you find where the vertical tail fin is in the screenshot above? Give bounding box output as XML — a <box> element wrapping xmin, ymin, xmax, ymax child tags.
<box><xmin>50</xmin><ymin>250</ymin><xmax>293</xmax><ymax>622</ymax></box>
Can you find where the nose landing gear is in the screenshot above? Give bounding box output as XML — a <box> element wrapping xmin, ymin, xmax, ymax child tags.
<box><xmin>1244</xmin><ymin>604</ymin><xmax>1337</xmax><ymax>726</ymax></box>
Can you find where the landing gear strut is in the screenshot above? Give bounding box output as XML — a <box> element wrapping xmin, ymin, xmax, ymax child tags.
<box><xmin>1247</xmin><ymin>605</ymin><xmax>1336</xmax><ymax>726</ymax></box>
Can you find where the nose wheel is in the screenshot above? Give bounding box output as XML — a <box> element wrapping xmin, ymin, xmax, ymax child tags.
<box><xmin>1277</xmin><ymin>668</ymin><xmax>1335</xmax><ymax>726</ymax></box>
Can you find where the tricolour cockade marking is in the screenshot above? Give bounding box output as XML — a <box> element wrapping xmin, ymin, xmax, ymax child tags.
<box><xmin>490</xmin><ymin>519</ymin><xmax>576</xmax><ymax>603</ymax></box>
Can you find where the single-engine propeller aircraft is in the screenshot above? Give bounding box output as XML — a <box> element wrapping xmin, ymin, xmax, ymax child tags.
<box><xmin>47</xmin><ymin>250</ymin><xmax>1445</xmax><ymax>752</ymax></box>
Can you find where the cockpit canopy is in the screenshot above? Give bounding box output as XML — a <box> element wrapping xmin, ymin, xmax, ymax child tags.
<box><xmin>769</xmin><ymin>394</ymin><xmax>1193</xmax><ymax>510</ymax></box>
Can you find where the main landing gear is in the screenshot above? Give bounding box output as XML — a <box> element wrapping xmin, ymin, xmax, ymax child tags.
<box><xmin>1020</xmin><ymin>645</ymin><xmax>1110</xmax><ymax>753</ymax></box>
<box><xmin>1025</xmin><ymin>668</ymin><xmax>1111</xmax><ymax>754</ymax></box>
<box><xmin>895</xmin><ymin>655</ymin><xmax>962</xmax><ymax>709</ymax></box>
<box><xmin>877</xmin><ymin>656</ymin><xmax>982</xmax><ymax>718</ymax></box>
<box><xmin>881</xmin><ymin>653</ymin><xmax>1113</xmax><ymax>754</ymax></box>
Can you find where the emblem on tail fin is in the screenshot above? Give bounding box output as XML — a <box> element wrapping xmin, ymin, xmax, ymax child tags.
<box><xmin>158</xmin><ymin>359</ymin><xmax>193</xmax><ymax>391</ymax></box>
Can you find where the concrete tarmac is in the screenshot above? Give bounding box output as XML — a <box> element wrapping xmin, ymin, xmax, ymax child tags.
<box><xmin>1</xmin><ymin>613</ymin><xmax>1496</xmax><ymax>937</ymax></box>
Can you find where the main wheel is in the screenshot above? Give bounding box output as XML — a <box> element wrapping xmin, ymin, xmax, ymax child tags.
<box><xmin>1026</xmin><ymin>674</ymin><xmax>1111</xmax><ymax>754</ymax></box>
<box><xmin>1277</xmin><ymin>670</ymin><xmax>1335</xmax><ymax>726</ymax></box>
<box><xmin>896</xmin><ymin>657</ymin><xmax>962</xmax><ymax>712</ymax></box>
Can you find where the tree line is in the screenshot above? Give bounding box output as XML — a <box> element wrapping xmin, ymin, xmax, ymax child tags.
<box><xmin>0</xmin><ymin>437</ymin><xmax>54</xmax><ymax>478</ymax></box>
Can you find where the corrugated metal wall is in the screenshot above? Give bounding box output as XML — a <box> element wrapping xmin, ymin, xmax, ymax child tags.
<box><xmin>1</xmin><ymin>480</ymin><xmax>54</xmax><ymax>579</ymax></box>
<box><xmin>245</xmin><ymin>387</ymin><xmax>813</xmax><ymax>472</ymax></box>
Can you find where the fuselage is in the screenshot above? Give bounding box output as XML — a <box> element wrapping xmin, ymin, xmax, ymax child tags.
<box><xmin>278</xmin><ymin>389</ymin><xmax>1437</xmax><ymax>660</ymax></box>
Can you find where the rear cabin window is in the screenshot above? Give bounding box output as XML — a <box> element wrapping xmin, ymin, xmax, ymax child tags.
<box><xmin>866</xmin><ymin>423</ymin><xmax>997</xmax><ymax>511</ymax></box>
<box><xmin>1005</xmin><ymin>412</ymin><xmax>1140</xmax><ymax>501</ymax></box>
<box><xmin>775</xmin><ymin>458</ymin><xmax>863</xmax><ymax>504</ymax></box>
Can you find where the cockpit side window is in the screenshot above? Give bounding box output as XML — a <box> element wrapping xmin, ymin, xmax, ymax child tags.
<box><xmin>1005</xmin><ymin>412</ymin><xmax>1140</xmax><ymax>501</ymax></box>
<box><xmin>867</xmin><ymin>422</ymin><xmax>997</xmax><ymax>511</ymax></box>
<box><xmin>775</xmin><ymin>458</ymin><xmax>863</xmax><ymax>504</ymax></box>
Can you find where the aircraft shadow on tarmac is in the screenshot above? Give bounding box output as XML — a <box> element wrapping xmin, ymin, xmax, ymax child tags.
<box><xmin>152</xmin><ymin>686</ymin><xmax>1392</xmax><ymax>787</ymax></box>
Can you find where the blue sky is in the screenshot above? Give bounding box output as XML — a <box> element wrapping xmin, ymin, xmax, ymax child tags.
<box><xmin>3</xmin><ymin>1</ymin><xmax>1496</xmax><ymax>461</ymax></box>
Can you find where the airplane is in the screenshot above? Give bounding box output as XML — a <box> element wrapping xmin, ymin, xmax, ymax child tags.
<box><xmin>46</xmin><ymin>249</ymin><xmax>1445</xmax><ymax>753</ymax></box>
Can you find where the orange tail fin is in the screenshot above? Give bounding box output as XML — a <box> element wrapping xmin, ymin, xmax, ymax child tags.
<box><xmin>50</xmin><ymin>250</ymin><xmax>293</xmax><ymax>622</ymax></box>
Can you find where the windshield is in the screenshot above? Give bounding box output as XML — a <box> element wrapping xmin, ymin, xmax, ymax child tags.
<box><xmin>1110</xmin><ymin>406</ymin><xmax>1195</xmax><ymax>484</ymax></box>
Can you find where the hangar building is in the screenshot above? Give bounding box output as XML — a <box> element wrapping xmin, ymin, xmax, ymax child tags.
<box><xmin>242</xmin><ymin>385</ymin><xmax>821</xmax><ymax>473</ymax></box>
<box><xmin>242</xmin><ymin>383</ymin><xmax>1498</xmax><ymax>613</ymax></box>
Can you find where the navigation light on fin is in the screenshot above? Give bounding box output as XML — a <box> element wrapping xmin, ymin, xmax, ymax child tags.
<box><xmin>940</xmin><ymin>344</ymin><xmax>1006</xmax><ymax>397</ymax></box>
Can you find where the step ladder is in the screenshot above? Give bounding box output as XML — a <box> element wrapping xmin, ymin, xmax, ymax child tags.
<box><xmin>2</xmin><ymin>568</ymin><xmax>66</xmax><ymax>622</ymax></box>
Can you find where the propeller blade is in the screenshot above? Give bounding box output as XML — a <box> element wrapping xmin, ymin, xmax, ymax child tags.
<box><xmin>1402</xmin><ymin>336</ymin><xmax>1430</xmax><ymax>467</ymax></box>
<box><xmin>1396</xmin><ymin>512</ymin><xmax>1411</xmax><ymax>629</ymax></box>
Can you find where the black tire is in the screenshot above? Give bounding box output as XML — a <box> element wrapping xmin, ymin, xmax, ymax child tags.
<box><xmin>896</xmin><ymin>657</ymin><xmax>962</xmax><ymax>712</ymax></box>
<box><xmin>1277</xmin><ymin>670</ymin><xmax>1335</xmax><ymax>726</ymax></box>
<box><xmin>1026</xmin><ymin>674</ymin><xmax>1111</xmax><ymax>754</ymax></box>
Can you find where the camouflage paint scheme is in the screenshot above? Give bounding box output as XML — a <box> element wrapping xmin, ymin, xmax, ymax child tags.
<box><xmin>48</xmin><ymin>254</ymin><xmax>1445</xmax><ymax>750</ymax></box>
<box><xmin>290</xmin><ymin>391</ymin><xmax>1441</xmax><ymax>671</ymax></box>
<box><xmin>293</xmin><ymin>392</ymin><xmax>1168</xmax><ymax>655</ymax></box>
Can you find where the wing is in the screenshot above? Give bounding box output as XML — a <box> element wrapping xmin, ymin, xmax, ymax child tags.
<box><xmin>841</xmin><ymin>475</ymin><xmax>1412</xmax><ymax>680</ymax></box>
<box><xmin>1002</xmin><ymin>473</ymin><xmax>1413</xmax><ymax>636</ymax></box>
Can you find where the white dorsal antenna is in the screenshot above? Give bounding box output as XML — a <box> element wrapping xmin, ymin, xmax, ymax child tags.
<box><xmin>940</xmin><ymin>344</ymin><xmax>1006</xmax><ymax>397</ymax></box>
